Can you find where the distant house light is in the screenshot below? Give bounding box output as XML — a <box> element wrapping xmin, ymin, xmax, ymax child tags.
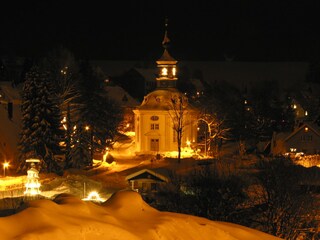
<box><xmin>305</xmin><ymin>111</ymin><xmax>308</xmax><ymax>116</ymax></box>
<box><xmin>244</xmin><ymin>100</ymin><xmax>247</xmax><ymax>104</ymax></box>
<box><xmin>304</xmin><ymin>127</ymin><xmax>309</xmax><ymax>132</ymax></box>
<box><xmin>290</xmin><ymin>148</ymin><xmax>297</xmax><ymax>152</ymax></box>
<box><xmin>293</xmin><ymin>104</ymin><xmax>297</xmax><ymax>109</ymax></box>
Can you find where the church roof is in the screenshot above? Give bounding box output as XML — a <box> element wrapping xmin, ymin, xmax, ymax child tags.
<box><xmin>136</xmin><ymin>88</ymin><xmax>190</xmax><ymax>111</ymax></box>
<box><xmin>156</xmin><ymin>49</ymin><xmax>177</xmax><ymax>65</ymax></box>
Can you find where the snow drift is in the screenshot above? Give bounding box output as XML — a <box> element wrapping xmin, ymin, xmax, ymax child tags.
<box><xmin>0</xmin><ymin>190</ymin><xmax>282</xmax><ymax>240</ymax></box>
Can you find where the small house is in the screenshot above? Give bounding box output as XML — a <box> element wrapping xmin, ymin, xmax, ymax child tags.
<box><xmin>271</xmin><ymin>122</ymin><xmax>320</xmax><ymax>156</ymax></box>
<box><xmin>125</xmin><ymin>168</ymin><xmax>169</xmax><ymax>195</ymax></box>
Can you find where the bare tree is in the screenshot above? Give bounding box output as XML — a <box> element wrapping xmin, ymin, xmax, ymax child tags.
<box><xmin>198</xmin><ymin>113</ymin><xmax>231</xmax><ymax>158</ymax></box>
<box><xmin>168</xmin><ymin>94</ymin><xmax>188</xmax><ymax>163</ymax></box>
<box><xmin>248</xmin><ymin>158</ymin><xmax>319</xmax><ymax>239</ymax></box>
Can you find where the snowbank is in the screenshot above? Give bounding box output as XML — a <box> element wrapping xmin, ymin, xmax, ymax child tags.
<box><xmin>0</xmin><ymin>190</ymin><xmax>282</xmax><ymax>240</ymax></box>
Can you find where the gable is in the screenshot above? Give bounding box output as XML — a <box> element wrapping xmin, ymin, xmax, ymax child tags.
<box><xmin>125</xmin><ymin>169</ymin><xmax>169</xmax><ymax>182</ymax></box>
<box><xmin>285</xmin><ymin>123</ymin><xmax>320</xmax><ymax>142</ymax></box>
<box><xmin>128</xmin><ymin>172</ymin><xmax>166</xmax><ymax>182</ymax></box>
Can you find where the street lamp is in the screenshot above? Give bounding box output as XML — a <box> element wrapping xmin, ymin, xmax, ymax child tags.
<box><xmin>3</xmin><ymin>162</ymin><xmax>9</xmax><ymax>177</ymax></box>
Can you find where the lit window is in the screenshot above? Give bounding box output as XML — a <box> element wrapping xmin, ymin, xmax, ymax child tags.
<box><xmin>304</xmin><ymin>127</ymin><xmax>309</xmax><ymax>132</ymax></box>
<box><xmin>172</xmin><ymin>67</ymin><xmax>176</xmax><ymax>76</ymax></box>
<box><xmin>161</xmin><ymin>68</ymin><xmax>168</xmax><ymax>76</ymax></box>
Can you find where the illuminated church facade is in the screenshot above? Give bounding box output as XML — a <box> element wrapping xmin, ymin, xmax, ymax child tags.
<box><xmin>133</xmin><ymin>23</ymin><xmax>198</xmax><ymax>154</ymax></box>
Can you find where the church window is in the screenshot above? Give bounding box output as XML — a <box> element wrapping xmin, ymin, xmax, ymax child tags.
<box><xmin>151</xmin><ymin>116</ymin><xmax>159</xmax><ymax>121</ymax></box>
<box><xmin>151</xmin><ymin>124</ymin><xmax>159</xmax><ymax>130</ymax></box>
<box><xmin>172</xmin><ymin>67</ymin><xmax>176</xmax><ymax>76</ymax></box>
<box><xmin>161</xmin><ymin>67</ymin><xmax>168</xmax><ymax>76</ymax></box>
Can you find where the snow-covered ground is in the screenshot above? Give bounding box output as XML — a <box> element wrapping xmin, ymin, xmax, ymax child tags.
<box><xmin>0</xmin><ymin>190</ymin><xmax>282</xmax><ymax>240</ymax></box>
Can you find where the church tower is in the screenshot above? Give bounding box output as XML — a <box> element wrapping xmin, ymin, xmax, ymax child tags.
<box><xmin>156</xmin><ymin>19</ymin><xmax>178</xmax><ymax>89</ymax></box>
<box><xmin>133</xmin><ymin>20</ymin><xmax>198</xmax><ymax>156</ymax></box>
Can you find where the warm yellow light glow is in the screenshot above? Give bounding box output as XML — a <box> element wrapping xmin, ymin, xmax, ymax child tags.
<box><xmin>126</xmin><ymin>123</ymin><xmax>130</xmax><ymax>128</ymax></box>
<box><xmin>24</xmin><ymin>166</ymin><xmax>41</xmax><ymax>196</ymax></box>
<box><xmin>304</xmin><ymin>127</ymin><xmax>309</xmax><ymax>132</ymax></box>
<box><xmin>3</xmin><ymin>162</ymin><xmax>9</xmax><ymax>177</ymax></box>
<box><xmin>82</xmin><ymin>191</ymin><xmax>104</xmax><ymax>202</ymax></box>
<box><xmin>85</xmin><ymin>126</ymin><xmax>90</xmax><ymax>131</ymax></box>
<box><xmin>290</xmin><ymin>148</ymin><xmax>297</xmax><ymax>152</ymax></box>
<box><xmin>172</xmin><ymin>67</ymin><xmax>176</xmax><ymax>76</ymax></box>
<box><xmin>293</xmin><ymin>104</ymin><xmax>297</xmax><ymax>109</ymax></box>
<box><xmin>305</xmin><ymin>111</ymin><xmax>308</xmax><ymax>116</ymax></box>
<box><xmin>186</xmin><ymin>140</ymin><xmax>191</xmax><ymax>146</ymax></box>
<box><xmin>161</xmin><ymin>67</ymin><xmax>168</xmax><ymax>76</ymax></box>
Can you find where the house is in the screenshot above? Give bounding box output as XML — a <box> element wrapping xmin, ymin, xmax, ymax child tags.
<box><xmin>125</xmin><ymin>168</ymin><xmax>169</xmax><ymax>195</ymax></box>
<box><xmin>271</xmin><ymin>122</ymin><xmax>320</xmax><ymax>156</ymax></box>
<box><xmin>0</xmin><ymin>81</ymin><xmax>23</xmax><ymax>163</ymax></box>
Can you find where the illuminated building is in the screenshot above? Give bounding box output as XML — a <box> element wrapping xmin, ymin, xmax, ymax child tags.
<box><xmin>133</xmin><ymin>20</ymin><xmax>198</xmax><ymax>154</ymax></box>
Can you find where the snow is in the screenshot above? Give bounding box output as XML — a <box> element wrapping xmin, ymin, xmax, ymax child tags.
<box><xmin>0</xmin><ymin>190</ymin><xmax>282</xmax><ymax>240</ymax></box>
<box><xmin>0</xmin><ymin>81</ymin><xmax>283</xmax><ymax>239</ymax></box>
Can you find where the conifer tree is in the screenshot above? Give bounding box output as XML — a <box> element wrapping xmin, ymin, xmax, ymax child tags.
<box><xmin>18</xmin><ymin>66</ymin><xmax>63</xmax><ymax>174</ymax></box>
<box><xmin>68</xmin><ymin>60</ymin><xmax>122</xmax><ymax>167</ymax></box>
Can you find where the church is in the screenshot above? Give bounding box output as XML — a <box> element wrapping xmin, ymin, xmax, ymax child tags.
<box><xmin>133</xmin><ymin>23</ymin><xmax>199</xmax><ymax>155</ymax></box>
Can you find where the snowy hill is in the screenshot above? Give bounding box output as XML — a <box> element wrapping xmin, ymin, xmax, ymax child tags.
<box><xmin>0</xmin><ymin>190</ymin><xmax>282</xmax><ymax>240</ymax></box>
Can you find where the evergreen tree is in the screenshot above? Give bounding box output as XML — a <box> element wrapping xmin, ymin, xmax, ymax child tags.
<box><xmin>68</xmin><ymin>60</ymin><xmax>122</xmax><ymax>168</ymax></box>
<box><xmin>40</xmin><ymin>46</ymin><xmax>81</xmax><ymax>169</ymax></box>
<box><xmin>18</xmin><ymin>66</ymin><xmax>63</xmax><ymax>174</ymax></box>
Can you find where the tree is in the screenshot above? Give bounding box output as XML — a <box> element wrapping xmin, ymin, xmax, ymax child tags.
<box><xmin>249</xmin><ymin>158</ymin><xmax>318</xmax><ymax>239</ymax></box>
<box><xmin>198</xmin><ymin>113</ymin><xmax>231</xmax><ymax>158</ymax></box>
<box><xmin>168</xmin><ymin>94</ymin><xmax>188</xmax><ymax>163</ymax></box>
<box><xmin>68</xmin><ymin>60</ymin><xmax>122</xmax><ymax>168</ymax></box>
<box><xmin>196</xmin><ymin>80</ymin><xmax>244</xmax><ymax>140</ymax></box>
<box><xmin>18</xmin><ymin>66</ymin><xmax>63</xmax><ymax>174</ymax></box>
<box><xmin>41</xmin><ymin>46</ymin><xmax>81</xmax><ymax>169</ymax></box>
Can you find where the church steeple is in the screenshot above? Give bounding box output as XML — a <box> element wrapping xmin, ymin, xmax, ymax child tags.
<box><xmin>156</xmin><ymin>18</ymin><xmax>178</xmax><ymax>88</ymax></box>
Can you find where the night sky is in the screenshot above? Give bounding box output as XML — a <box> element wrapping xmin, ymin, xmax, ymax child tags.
<box><xmin>1</xmin><ymin>0</ymin><xmax>320</xmax><ymax>61</ymax></box>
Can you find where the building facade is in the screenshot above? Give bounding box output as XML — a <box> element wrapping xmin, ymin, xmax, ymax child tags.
<box><xmin>133</xmin><ymin>24</ymin><xmax>198</xmax><ymax>155</ymax></box>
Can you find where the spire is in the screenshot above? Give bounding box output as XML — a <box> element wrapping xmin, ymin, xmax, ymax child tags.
<box><xmin>162</xmin><ymin>17</ymin><xmax>170</xmax><ymax>49</ymax></box>
<box><xmin>157</xmin><ymin>17</ymin><xmax>176</xmax><ymax>63</ymax></box>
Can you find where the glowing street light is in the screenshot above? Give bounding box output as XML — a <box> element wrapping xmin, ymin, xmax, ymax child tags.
<box><xmin>3</xmin><ymin>162</ymin><xmax>9</xmax><ymax>177</ymax></box>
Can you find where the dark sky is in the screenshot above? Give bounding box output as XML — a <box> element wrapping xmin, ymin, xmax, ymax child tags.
<box><xmin>1</xmin><ymin>0</ymin><xmax>320</xmax><ymax>61</ymax></box>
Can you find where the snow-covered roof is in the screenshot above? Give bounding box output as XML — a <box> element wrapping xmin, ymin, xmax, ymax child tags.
<box><xmin>104</xmin><ymin>85</ymin><xmax>139</xmax><ymax>108</ymax></box>
<box><xmin>136</xmin><ymin>88</ymin><xmax>196</xmax><ymax>111</ymax></box>
<box><xmin>125</xmin><ymin>168</ymin><xmax>169</xmax><ymax>182</ymax></box>
<box><xmin>284</xmin><ymin>122</ymin><xmax>320</xmax><ymax>142</ymax></box>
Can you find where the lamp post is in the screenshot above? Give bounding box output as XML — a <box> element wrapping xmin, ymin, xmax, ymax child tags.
<box><xmin>3</xmin><ymin>162</ymin><xmax>9</xmax><ymax>177</ymax></box>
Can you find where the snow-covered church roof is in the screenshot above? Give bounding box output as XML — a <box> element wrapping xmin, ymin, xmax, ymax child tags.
<box><xmin>136</xmin><ymin>88</ymin><xmax>192</xmax><ymax>111</ymax></box>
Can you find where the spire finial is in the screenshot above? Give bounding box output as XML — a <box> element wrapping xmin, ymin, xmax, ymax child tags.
<box><xmin>162</xmin><ymin>17</ymin><xmax>170</xmax><ymax>49</ymax></box>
